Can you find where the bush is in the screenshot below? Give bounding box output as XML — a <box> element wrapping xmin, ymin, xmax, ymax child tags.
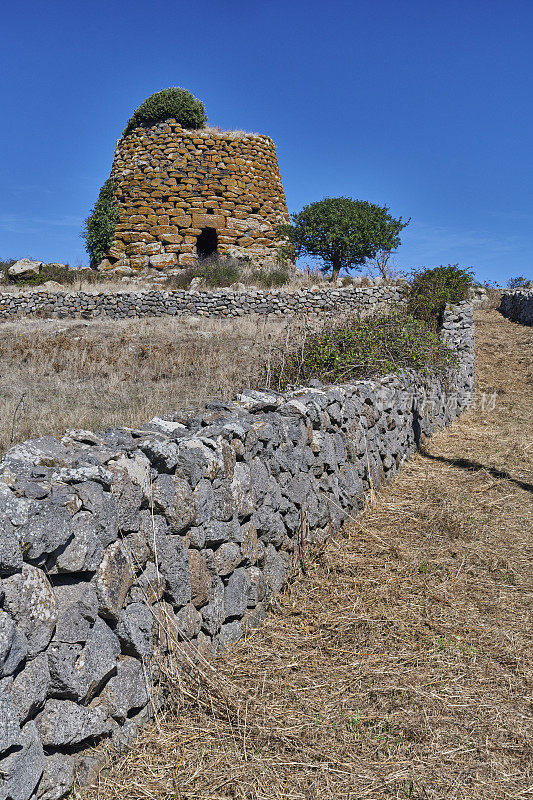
<box><xmin>2</xmin><ymin>263</ymin><xmax>106</xmax><ymax>287</ymax></box>
<box><xmin>81</xmin><ymin>179</ymin><xmax>119</xmax><ymax>268</ymax></box>
<box><xmin>269</xmin><ymin>310</ymin><xmax>458</xmax><ymax>390</ymax></box>
<box><xmin>124</xmin><ymin>87</ymin><xmax>206</xmax><ymax>135</ymax></box>
<box><xmin>197</xmin><ymin>256</ymin><xmax>240</xmax><ymax>287</ymax></box>
<box><xmin>507</xmin><ymin>275</ymin><xmax>532</xmax><ymax>290</ymax></box>
<box><xmin>256</xmin><ymin>269</ymin><xmax>290</xmax><ymax>289</ymax></box>
<box><xmin>406</xmin><ymin>264</ymin><xmax>474</xmax><ymax>326</ymax></box>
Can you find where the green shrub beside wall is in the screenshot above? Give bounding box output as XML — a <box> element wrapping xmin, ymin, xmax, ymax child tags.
<box><xmin>82</xmin><ymin>178</ymin><xmax>119</xmax><ymax>268</ymax></box>
<box><xmin>406</xmin><ymin>265</ymin><xmax>473</xmax><ymax>326</ymax></box>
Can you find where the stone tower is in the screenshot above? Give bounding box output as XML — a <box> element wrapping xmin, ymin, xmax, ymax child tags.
<box><xmin>98</xmin><ymin>119</ymin><xmax>290</xmax><ymax>272</ymax></box>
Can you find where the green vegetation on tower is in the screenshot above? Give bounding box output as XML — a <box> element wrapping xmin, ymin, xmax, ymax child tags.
<box><xmin>124</xmin><ymin>87</ymin><xmax>207</xmax><ymax>135</ymax></box>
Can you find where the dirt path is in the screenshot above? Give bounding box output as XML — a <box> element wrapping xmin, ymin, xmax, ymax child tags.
<box><xmin>86</xmin><ymin>309</ymin><xmax>532</xmax><ymax>800</ymax></box>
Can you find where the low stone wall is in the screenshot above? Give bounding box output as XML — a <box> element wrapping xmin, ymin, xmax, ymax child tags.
<box><xmin>0</xmin><ymin>285</ymin><xmax>403</xmax><ymax>321</ymax></box>
<box><xmin>0</xmin><ymin>304</ymin><xmax>474</xmax><ymax>800</ymax></box>
<box><xmin>499</xmin><ymin>290</ymin><xmax>533</xmax><ymax>325</ymax></box>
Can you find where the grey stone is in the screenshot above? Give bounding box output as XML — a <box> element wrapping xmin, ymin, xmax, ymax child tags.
<box><xmin>218</xmin><ymin>620</ymin><xmax>243</xmax><ymax>645</ymax></box>
<box><xmin>139</xmin><ymin>437</ymin><xmax>180</xmax><ymax>473</ymax></box>
<box><xmin>8</xmin><ymin>259</ymin><xmax>42</xmax><ymax>278</ymax></box>
<box><xmin>152</xmin><ymin>474</ymin><xmax>195</xmax><ymax>533</ymax></box>
<box><xmin>35</xmin><ymin>699</ymin><xmax>110</xmax><ymax>746</ymax></box>
<box><xmin>245</xmin><ymin>567</ymin><xmax>267</xmax><ymax>607</ymax></box>
<box><xmin>36</xmin><ymin>753</ymin><xmax>75</xmax><ymax>800</ymax></box>
<box><xmin>15</xmin><ymin>502</ymin><xmax>72</xmax><ymax>561</ymax></box>
<box><xmin>53</xmin><ymin>581</ymin><xmax>98</xmax><ymax>643</ymax></box>
<box><xmin>99</xmin><ymin>656</ymin><xmax>148</xmax><ymax>721</ymax></box>
<box><xmin>230</xmin><ymin>463</ymin><xmax>255</xmax><ymax>517</ymax></box>
<box><xmin>116</xmin><ymin>602</ymin><xmax>154</xmax><ymax>658</ymax></box>
<box><xmin>0</xmin><ymin>685</ymin><xmax>21</xmax><ymax>754</ymax></box>
<box><xmin>0</xmin><ymin>721</ymin><xmax>44</xmax><ymax>800</ymax></box>
<box><xmin>192</xmin><ymin>479</ymin><xmax>215</xmax><ymax>525</ymax></box>
<box><xmin>223</xmin><ymin>568</ymin><xmax>251</xmax><ymax>620</ymax></box>
<box><xmin>124</xmin><ymin>514</ymin><xmax>152</xmax><ymax>568</ymax></box>
<box><xmin>213</xmin><ymin>542</ymin><xmax>241</xmax><ymax>576</ymax></box>
<box><xmin>175</xmin><ymin>602</ymin><xmax>202</xmax><ymax>639</ymax></box>
<box><xmin>129</xmin><ymin>560</ymin><xmax>164</xmax><ymax>605</ymax></box>
<box><xmin>154</xmin><ymin>532</ymin><xmax>191</xmax><ymax>608</ymax></box>
<box><xmin>93</xmin><ymin>541</ymin><xmax>134</xmax><ymax>620</ymax></box>
<box><xmin>74</xmin><ymin>482</ymin><xmax>118</xmax><ymax>546</ymax></box>
<box><xmin>240</xmin><ymin>522</ymin><xmax>259</xmax><ymax>565</ymax></box>
<box><xmin>0</xmin><ymin>612</ymin><xmax>27</xmax><ymax>678</ymax></box>
<box><xmin>188</xmin><ymin>550</ymin><xmax>210</xmax><ymax>608</ymax></box>
<box><xmin>201</xmin><ymin>578</ymin><xmax>225</xmax><ymax>635</ymax></box>
<box><xmin>46</xmin><ymin>642</ymin><xmax>84</xmax><ymax>699</ymax></box>
<box><xmin>242</xmin><ymin>601</ymin><xmax>266</xmax><ymax>633</ymax></box>
<box><xmin>263</xmin><ymin>545</ymin><xmax>289</xmax><ymax>594</ymax></box>
<box><xmin>0</xmin><ymin>514</ymin><xmax>22</xmax><ymax>576</ymax></box>
<box><xmin>11</xmin><ymin>654</ymin><xmax>50</xmax><ymax>724</ymax></box>
<box><xmin>110</xmin><ymin>470</ymin><xmax>142</xmax><ymax>532</ymax></box>
<box><xmin>47</xmin><ymin>511</ymin><xmax>103</xmax><ymax>573</ymax></box>
<box><xmin>81</xmin><ymin>617</ymin><xmax>121</xmax><ymax>700</ymax></box>
<box><xmin>2</xmin><ymin>565</ymin><xmax>57</xmax><ymax>657</ymax></box>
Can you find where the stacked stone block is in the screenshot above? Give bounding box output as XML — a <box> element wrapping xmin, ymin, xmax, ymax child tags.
<box><xmin>0</xmin><ymin>285</ymin><xmax>403</xmax><ymax>321</ymax></box>
<box><xmin>99</xmin><ymin>121</ymin><xmax>290</xmax><ymax>272</ymax></box>
<box><xmin>500</xmin><ymin>290</ymin><xmax>533</xmax><ymax>325</ymax></box>
<box><xmin>0</xmin><ymin>304</ymin><xmax>475</xmax><ymax>800</ymax></box>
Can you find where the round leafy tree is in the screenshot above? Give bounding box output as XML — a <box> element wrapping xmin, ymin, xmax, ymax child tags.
<box><xmin>124</xmin><ymin>87</ymin><xmax>207</xmax><ymax>135</ymax></box>
<box><xmin>279</xmin><ymin>197</ymin><xmax>409</xmax><ymax>281</ymax></box>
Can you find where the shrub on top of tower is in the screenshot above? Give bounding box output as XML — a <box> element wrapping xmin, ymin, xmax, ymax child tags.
<box><xmin>123</xmin><ymin>87</ymin><xmax>207</xmax><ymax>135</ymax></box>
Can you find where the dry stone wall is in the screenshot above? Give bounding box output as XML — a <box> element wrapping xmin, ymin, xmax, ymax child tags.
<box><xmin>100</xmin><ymin>122</ymin><xmax>290</xmax><ymax>272</ymax></box>
<box><xmin>499</xmin><ymin>290</ymin><xmax>533</xmax><ymax>325</ymax></box>
<box><xmin>0</xmin><ymin>303</ymin><xmax>475</xmax><ymax>800</ymax></box>
<box><xmin>0</xmin><ymin>285</ymin><xmax>403</xmax><ymax>321</ymax></box>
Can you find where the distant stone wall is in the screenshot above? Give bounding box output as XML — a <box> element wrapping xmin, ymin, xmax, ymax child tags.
<box><xmin>99</xmin><ymin>122</ymin><xmax>290</xmax><ymax>271</ymax></box>
<box><xmin>0</xmin><ymin>304</ymin><xmax>474</xmax><ymax>800</ymax></box>
<box><xmin>0</xmin><ymin>285</ymin><xmax>404</xmax><ymax>321</ymax></box>
<box><xmin>499</xmin><ymin>290</ymin><xmax>533</xmax><ymax>325</ymax></box>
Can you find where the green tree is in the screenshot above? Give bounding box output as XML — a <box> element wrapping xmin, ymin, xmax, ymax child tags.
<box><xmin>82</xmin><ymin>178</ymin><xmax>119</xmax><ymax>267</ymax></box>
<box><xmin>279</xmin><ymin>197</ymin><xmax>409</xmax><ymax>281</ymax></box>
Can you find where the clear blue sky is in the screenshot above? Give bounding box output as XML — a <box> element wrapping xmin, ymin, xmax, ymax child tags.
<box><xmin>1</xmin><ymin>0</ymin><xmax>532</xmax><ymax>284</ymax></box>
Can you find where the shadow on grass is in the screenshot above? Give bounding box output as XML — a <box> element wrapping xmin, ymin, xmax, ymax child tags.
<box><xmin>419</xmin><ymin>448</ymin><xmax>533</xmax><ymax>494</ymax></box>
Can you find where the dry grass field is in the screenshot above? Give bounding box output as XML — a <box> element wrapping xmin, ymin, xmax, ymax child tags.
<box><xmin>80</xmin><ymin>308</ymin><xmax>532</xmax><ymax>800</ymax></box>
<box><xmin>0</xmin><ymin>315</ymin><xmax>313</xmax><ymax>456</ymax></box>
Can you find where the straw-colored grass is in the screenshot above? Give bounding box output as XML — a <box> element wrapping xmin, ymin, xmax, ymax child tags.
<box><xmin>80</xmin><ymin>308</ymin><xmax>532</xmax><ymax>800</ymax></box>
<box><xmin>0</xmin><ymin>314</ymin><xmax>316</xmax><ymax>456</ymax></box>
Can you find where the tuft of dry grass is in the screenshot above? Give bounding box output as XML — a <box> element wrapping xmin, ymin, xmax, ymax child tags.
<box><xmin>80</xmin><ymin>309</ymin><xmax>532</xmax><ymax>800</ymax></box>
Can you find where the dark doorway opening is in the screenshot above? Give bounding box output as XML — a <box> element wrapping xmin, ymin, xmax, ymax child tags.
<box><xmin>196</xmin><ymin>227</ymin><xmax>218</xmax><ymax>258</ymax></box>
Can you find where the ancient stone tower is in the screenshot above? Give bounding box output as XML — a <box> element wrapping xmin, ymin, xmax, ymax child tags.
<box><xmin>98</xmin><ymin>119</ymin><xmax>290</xmax><ymax>272</ymax></box>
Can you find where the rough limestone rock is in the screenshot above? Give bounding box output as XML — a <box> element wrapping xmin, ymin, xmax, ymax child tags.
<box><xmin>0</xmin><ymin>686</ymin><xmax>22</xmax><ymax>754</ymax></box>
<box><xmin>99</xmin><ymin>656</ymin><xmax>148</xmax><ymax>721</ymax></box>
<box><xmin>0</xmin><ymin>721</ymin><xmax>44</xmax><ymax>800</ymax></box>
<box><xmin>7</xmin><ymin>259</ymin><xmax>42</xmax><ymax>278</ymax></box>
<box><xmin>93</xmin><ymin>541</ymin><xmax>134</xmax><ymax>620</ymax></box>
<box><xmin>35</xmin><ymin>700</ymin><xmax>110</xmax><ymax>747</ymax></box>
<box><xmin>36</xmin><ymin>753</ymin><xmax>75</xmax><ymax>800</ymax></box>
<box><xmin>2</xmin><ymin>566</ymin><xmax>57</xmax><ymax>658</ymax></box>
<box><xmin>0</xmin><ymin>612</ymin><xmax>27</xmax><ymax>678</ymax></box>
<box><xmin>10</xmin><ymin>654</ymin><xmax>50</xmax><ymax>724</ymax></box>
<box><xmin>0</xmin><ymin>514</ymin><xmax>23</xmax><ymax>575</ymax></box>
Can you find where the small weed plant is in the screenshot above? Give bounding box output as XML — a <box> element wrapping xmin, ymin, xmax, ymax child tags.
<box><xmin>269</xmin><ymin>309</ymin><xmax>458</xmax><ymax>390</ymax></box>
<box><xmin>406</xmin><ymin>264</ymin><xmax>474</xmax><ymax>326</ymax></box>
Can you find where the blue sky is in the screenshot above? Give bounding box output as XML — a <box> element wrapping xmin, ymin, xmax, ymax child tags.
<box><xmin>1</xmin><ymin>0</ymin><xmax>532</xmax><ymax>284</ymax></box>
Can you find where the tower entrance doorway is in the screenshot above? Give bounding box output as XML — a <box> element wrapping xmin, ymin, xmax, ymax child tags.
<box><xmin>196</xmin><ymin>227</ymin><xmax>218</xmax><ymax>258</ymax></box>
